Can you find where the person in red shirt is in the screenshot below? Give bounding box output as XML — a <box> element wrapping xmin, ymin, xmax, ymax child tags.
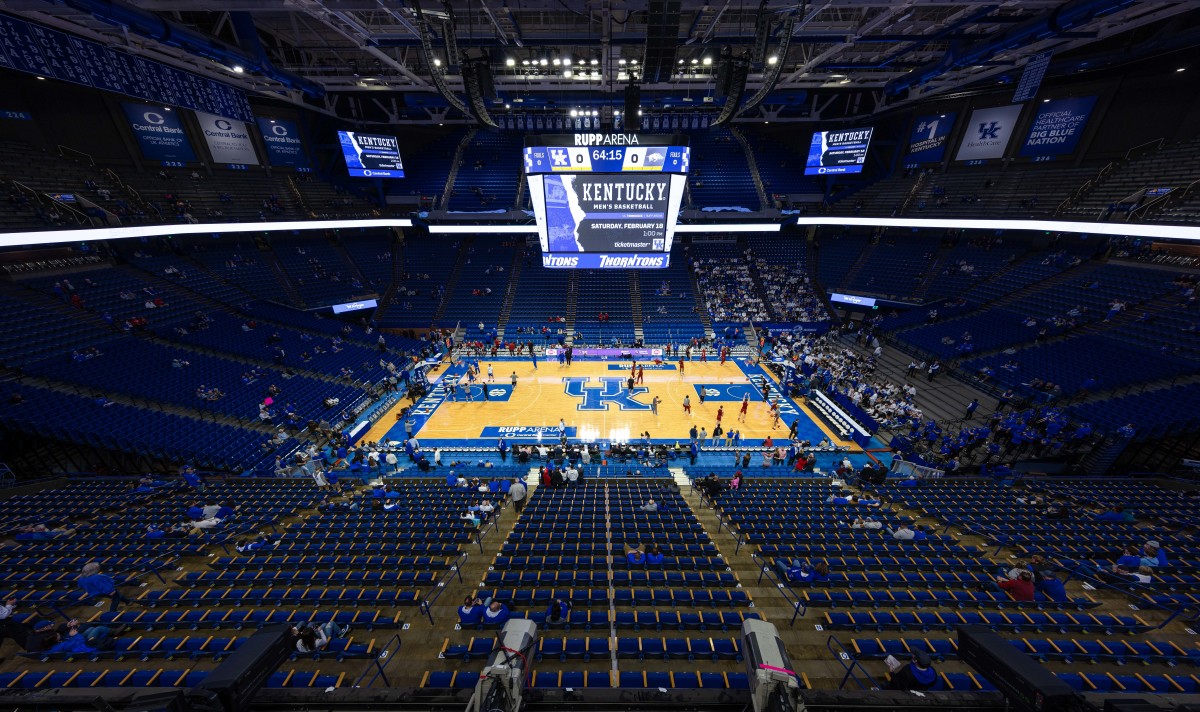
<box><xmin>997</xmin><ymin>570</ymin><xmax>1035</xmax><ymax>601</ymax></box>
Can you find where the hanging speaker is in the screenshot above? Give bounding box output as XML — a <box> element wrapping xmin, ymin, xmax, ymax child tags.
<box><xmin>624</xmin><ymin>84</ymin><xmax>641</xmax><ymax>130</ymax></box>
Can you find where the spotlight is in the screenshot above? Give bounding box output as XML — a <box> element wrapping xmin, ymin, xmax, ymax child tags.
<box><xmin>433</xmin><ymin>58</ymin><xmax>442</xmax><ymax>67</ymax></box>
<box><xmin>569</xmin><ymin>109</ymin><xmax>578</xmax><ymax>117</ymax></box>
<box><xmin>563</xmin><ymin>69</ymin><xmax>572</xmax><ymax>77</ymax></box>
<box><xmin>563</xmin><ymin>58</ymin><xmax>572</xmax><ymax>67</ymax></box>
<box><xmin>522</xmin><ymin>60</ymin><xmax>530</xmax><ymax>66</ymax></box>
<box><xmin>232</xmin><ymin>65</ymin><xmax>244</xmax><ymax>73</ymax></box>
<box><xmin>540</xmin><ymin>58</ymin><xmax>548</xmax><ymax>66</ymax></box>
<box><xmin>506</xmin><ymin>58</ymin><xmax>515</xmax><ymax>67</ymax></box>
<box><xmin>767</xmin><ymin>55</ymin><xmax>778</xmax><ymax>65</ymax></box>
<box><xmin>590</xmin><ymin>58</ymin><xmax>598</xmax><ymax>65</ymax></box>
<box><xmin>691</xmin><ymin>58</ymin><xmax>698</xmax><ymax>64</ymax></box>
<box><xmin>1177</xmin><ymin>67</ymin><xmax>1187</xmax><ymax>72</ymax></box>
<box><xmin>592</xmin><ymin>110</ymin><xmax>599</xmax><ymax>116</ymax></box>
<box><xmin>702</xmin><ymin>57</ymin><xmax>712</xmax><ymax>66</ymax></box>
<box><xmin>505</xmin><ymin>103</ymin><xmax>511</xmax><ymax>109</ymax></box>
<box><xmin>619</xmin><ymin>59</ymin><xmax>627</xmax><ymax>65</ymax></box>
<box><xmin>552</xmin><ymin>58</ymin><xmax>561</xmax><ymax>66</ymax></box>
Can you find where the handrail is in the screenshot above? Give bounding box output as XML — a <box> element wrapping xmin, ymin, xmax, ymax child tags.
<box><xmin>417</xmin><ymin>551</ymin><xmax>467</xmax><ymax>625</ymax></box>
<box><xmin>57</xmin><ymin>144</ymin><xmax>95</xmax><ymax>167</ymax></box>
<box><xmin>352</xmin><ymin>634</ymin><xmax>402</xmax><ymax>688</ymax></box>
<box><xmin>751</xmin><ymin>551</ymin><xmax>807</xmax><ymax>626</ymax></box>
<box><xmin>1056</xmin><ymin>160</ymin><xmax>1117</xmax><ymax>214</ymax></box>
<box><xmin>1129</xmin><ymin>178</ymin><xmax>1200</xmax><ymax>222</ymax></box>
<box><xmin>826</xmin><ymin>635</ymin><xmax>882</xmax><ymax>690</ymax></box>
<box><xmin>1055</xmin><ymin>559</ymin><xmax>1199</xmax><ymax>629</ymax></box>
<box><xmin>1124</xmin><ymin>137</ymin><xmax>1164</xmax><ymax>162</ymax></box>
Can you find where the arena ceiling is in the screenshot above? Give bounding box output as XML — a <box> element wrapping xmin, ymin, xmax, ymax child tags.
<box><xmin>4</xmin><ymin>0</ymin><xmax>1199</xmax><ymax>122</ymax></box>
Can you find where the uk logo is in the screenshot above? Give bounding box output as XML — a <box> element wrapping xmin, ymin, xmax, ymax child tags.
<box><xmin>550</xmin><ymin>149</ymin><xmax>570</xmax><ymax>166</ymax></box>
<box><xmin>563</xmin><ymin>377</ymin><xmax>651</xmax><ymax>411</ymax></box>
<box><xmin>977</xmin><ymin>121</ymin><xmax>1001</xmax><ymax>140</ymax></box>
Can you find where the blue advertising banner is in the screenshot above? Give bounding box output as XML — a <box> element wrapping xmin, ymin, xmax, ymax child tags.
<box><xmin>338</xmin><ymin>131</ymin><xmax>404</xmax><ymax>178</ymax></box>
<box><xmin>480</xmin><ymin>425</ymin><xmax>577</xmax><ymax>438</ymax></box>
<box><xmin>121</xmin><ymin>102</ymin><xmax>195</xmax><ymax>162</ymax></box>
<box><xmin>1019</xmin><ymin>96</ymin><xmax>1097</xmax><ymax>157</ymax></box>
<box><xmin>541</xmin><ymin>253</ymin><xmax>670</xmax><ymax>269</ymax></box>
<box><xmin>906</xmin><ymin>113</ymin><xmax>956</xmax><ymax>163</ymax></box>
<box><xmin>256</xmin><ymin>118</ymin><xmax>309</xmax><ymax>168</ymax></box>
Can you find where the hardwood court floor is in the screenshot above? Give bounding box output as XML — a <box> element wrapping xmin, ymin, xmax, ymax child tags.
<box><xmin>366</xmin><ymin>359</ymin><xmax>857</xmax><ymax>448</ymax></box>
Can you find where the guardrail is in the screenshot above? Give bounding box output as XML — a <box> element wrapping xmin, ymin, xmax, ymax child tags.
<box><xmin>57</xmin><ymin>144</ymin><xmax>95</xmax><ymax>166</ymax></box>
<box><xmin>751</xmin><ymin>551</ymin><xmax>807</xmax><ymax>626</ymax></box>
<box><xmin>1056</xmin><ymin>558</ymin><xmax>1200</xmax><ymax>630</ymax></box>
<box><xmin>417</xmin><ymin>551</ymin><xmax>467</xmax><ymax>625</ymax></box>
<box><xmin>826</xmin><ymin>635</ymin><xmax>881</xmax><ymax>690</ymax></box>
<box><xmin>352</xmin><ymin>634</ymin><xmax>402</xmax><ymax>687</ymax></box>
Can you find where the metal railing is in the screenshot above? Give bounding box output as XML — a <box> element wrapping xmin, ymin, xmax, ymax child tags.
<box><xmin>57</xmin><ymin>144</ymin><xmax>95</xmax><ymax>166</ymax></box>
<box><xmin>352</xmin><ymin>634</ymin><xmax>403</xmax><ymax>688</ymax></box>
<box><xmin>827</xmin><ymin>635</ymin><xmax>882</xmax><ymax>690</ymax></box>
<box><xmin>1128</xmin><ymin>177</ymin><xmax>1200</xmax><ymax>222</ymax></box>
<box><xmin>417</xmin><ymin>551</ymin><xmax>467</xmax><ymax>625</ymax></box>
<box><xmin>751</xmin><ymin>551</ymin><xmax>807</xmax><ymax>625</ymax></box>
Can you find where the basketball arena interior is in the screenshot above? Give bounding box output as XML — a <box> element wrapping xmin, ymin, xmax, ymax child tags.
<box><xmin>1</xmin><ymin>1</ymin><xmax>1200</xmax><ymax>711</ymax></box>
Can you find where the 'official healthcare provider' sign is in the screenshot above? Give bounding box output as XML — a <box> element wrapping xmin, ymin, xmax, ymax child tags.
<box><xmin>906</xmin><ymin>113</ymin><xmax>957</xmax><ymax>164</ymax></box>
<box><xmin>122</xmin><ymin>102</ymin><xmax>195</xmax><ymax>162</ymax></box>
<box><xmin>196</xmin><ymin>111</ymin><xmax>259</xmax><ymax>165</ymax></box>
<box><xmin>1019</xmin><ymin>96</ymin><xmax>1097</xmax><ymax>158</ymax></box>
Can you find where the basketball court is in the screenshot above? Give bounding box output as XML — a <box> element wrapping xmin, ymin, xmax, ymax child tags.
<box><xmin>363</xmin><ymin>356</ymin><xmax>859</xmax><ymax>449</ymax></box>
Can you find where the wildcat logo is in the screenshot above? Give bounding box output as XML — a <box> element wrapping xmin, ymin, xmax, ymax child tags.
<box><xmin>563</xmin><ymin>377</ymin><xmax>651</xmax><ymax>411</ymax></box>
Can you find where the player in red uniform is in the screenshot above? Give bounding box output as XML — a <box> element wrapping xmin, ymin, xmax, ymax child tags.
<box><xmin>739</xmin><ymin>394</ymin><xmax>749</xmax><ymax>422</ymax></box>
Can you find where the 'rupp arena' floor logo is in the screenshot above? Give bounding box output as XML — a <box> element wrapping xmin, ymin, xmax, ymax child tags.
<box><xmin>563</xmin><ymin>377</ymin><xmax>651</xmax><ymax>411</ymax></box>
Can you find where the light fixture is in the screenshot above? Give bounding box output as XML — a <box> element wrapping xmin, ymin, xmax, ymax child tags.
<box><xmin>563</xmin><ymin>58</ymin><xmax>572</xmax><ymax>67</ymax></box>
<box><xmin>702</xmin><ymin>57</ymin><xmax>712</xmax><ymax>66</ymax></box>
<box><xmin>36</xmin><ymin>76</ymin><xmax>46</xmax><ymax>80</ymax></box>
<box><xmin>592</xmin><ymin>110</ymin><xmax>599</xmax><ymax>116</ymax></box>
<box><xmin>630</xmin><ymin>59</ymin><xmax>638</xmax><ymax>65</ymax></box>
<box><xmin>691</xmin><ymin>58</ymin><xmax>698</xmax><ymax>64</ymax></box>
<box><xmin>522</xmin><ymin>59</ymin><xmax>530</xmax><ymax>66</ymax></box>
<box><xmin>1177</xmin><ymin>67</ymin><xmax>1187</xmax><ymax>72</ymax></box>
<box><xmin>614</xmin><ymin>110</ymin><xmax>621</xmax><ymax>116</ymax></box>
<box><xmin>939</xmin><ymin>114</ymin><xmax>946</xmax><ymax>118</ymax></box>
<box><xmin>563</xmin><ymin>69</ymin><xmax>572</xmax><ymax>78</ymax></box>
<box><xmin>232</xmin><ymin>65</ymin><xmax>244</xmax><ymax>73</ymax></box>
<box><xmin>552</xmin><ymin>58</ymin><xmax>561</xmax><ymax>66</ymax></box>
<box><xmin>590</xmin><ymin>58</ymin><xmax>598</xmax><ymax>65</ymax></box>
<box><xmin>506</xmin><ymin>58</ymin><xmax>515</xmax><ymax>67</ymax></box>
<box><xmin>678</xmin><ymin>59</ymin><xmax>684</xmax><ymax>65</ymax></box>
<box><xmin>638</xmin><ymin>109</ymin><xmax>643</xmax><ymax>115</ymax></box>
<box><xmin>164</xmin><ymin>107</ymin><xmax>172</xmax><ymax>111</ymax></box>
<box><xmin>619</xmin><ymin>58</ymin><xmax>627</xmax><ymax>65</ymax></box>
<box><xmin>570</xmin><ymin>109</ymin><xmax>578</xmax><ymax>117</ymax></box>
<box><xmin>1042</xmin><ymin>98</ymin><xmax>1050</xmax><ymax>103</ymax></box>
<box><xmin>540</xmin><ymin>58</ymin><xmax>548</xmax><ymax>66</ymax></box>
<box><xmin>591</xmin><ymin>70</ymin><xmax>600</xmax><ymax>78</ymax></box>
<box><xmin>764</xmin><ymin>121</ymin><xmax>769</xmax><ymax>124</ymax></box>
<box><xmin>767</xmin><ymin>56</ymin><xmax>778</xmax><ymax>65</ymax></box>
<box><xmin>433</xmin><ymin>58</ymin><xmax>442</xmax><ymax>67</ymax></box>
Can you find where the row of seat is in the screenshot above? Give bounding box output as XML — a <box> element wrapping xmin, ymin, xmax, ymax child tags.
<box><xmin>851</xmin><ymin>636</ymin><xmax>1198</xmax><ymax>665</ymax></box>
<box><xmin>0</xmin><ymin>668</ymin><xmax>343</xmax><ymax>690</ymax></box>
<box><xmin>88</xmin><ymin>607</ymin><xmax>405</xmax><ymax>631</ymax></box>
<box><xmin>176</xmin><ymin>570</ymin><xmax>438</xmax><ymax>587</ymax></box>
<box><xmin>802</xmin><ymin>588</ymin><xmax>1097</xmax><ymax>610</ymax></box>
<box><xmin>440</xmin><ymin>636</ymin><xmax>743</xmax><ymax>663</ymax></box>
<box><xmin>823</xmin><ymin>609</ymin><xmax>1148</xmax><ymax>633</ymax></box>
<box><xmin>481</xmin><ymin>571</ymin><xmax>739</xmax><ymax>588</ymax></box>
<box><xmin>491</xmin><ymin>555</ymin><xmax>728</xmax><ymax>571</ymax></box>
<box><xmin>136</xmin><ymin>587</ymin><xmax>422</xmax><ymax>607</ymax></box>
<box><xmin>420</xmin><ymin>669</ymin><xmax>770</xmax><ymax>690</ymax></box>
<box><xmin>21</xmin><ymin>634</ymin><xmax>376</xmax><ymax>663</ymax></box>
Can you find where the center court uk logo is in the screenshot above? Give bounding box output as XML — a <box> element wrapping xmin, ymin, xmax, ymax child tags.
<box><xmin>563</xmin><ymin>377</ymin><xmax>651</xmax><ymax>411</ymax></box>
